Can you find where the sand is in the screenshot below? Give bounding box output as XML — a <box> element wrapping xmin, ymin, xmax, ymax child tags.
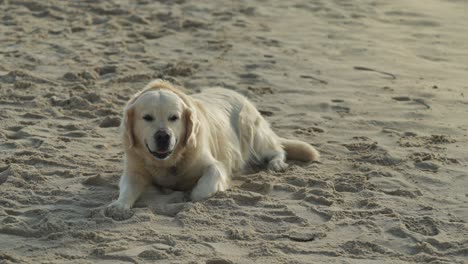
<box><xmin>1</xmin><ymin>0</ymin><xmax>467</xmax><ymax>263</ymax></box>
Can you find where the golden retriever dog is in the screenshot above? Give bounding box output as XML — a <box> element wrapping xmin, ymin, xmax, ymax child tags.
<box><xmin>108</xmin><ymin>79</ymin><xmax>319</xmax><ymax>211</ymax></box>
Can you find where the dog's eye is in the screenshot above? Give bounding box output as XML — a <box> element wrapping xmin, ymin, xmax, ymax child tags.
<box><xmin>143</xmin><ymin>114</ymin><xmax>154</xmax><ymax>122</ymax></box>
<box><xmin>168</xmin><ymin>115</ymin><xmax>179</xmax><ymax>122</ymax></box>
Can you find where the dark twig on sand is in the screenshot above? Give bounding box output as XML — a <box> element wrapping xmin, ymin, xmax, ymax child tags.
<box><xmin>300</xmin><ymin>75</ymin><xmax>328</xmax><ymax>84</ymax></box>
<box><xmin>412</xmin><ymin>98</ymin><xmax>431</xmax><ymax>109</ymax></box>
<box><xmin>392</xmin><ymin>96</ymin><xmax>431</xmax><ymax>109</ymax></box>
<box><xmin>353</xmin><ymin>66</ymin><xmax>396</xmax><ymax>80</ymax></box>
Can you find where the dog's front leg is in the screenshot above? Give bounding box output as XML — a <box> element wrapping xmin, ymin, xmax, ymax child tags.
<box><xmin>191</xmin><ymin>162</ymin><xmax>229</xmax><ymax>201</ymax></box>
<box><xmin>108</xmin><ymin>173</ymin><xmax>148</xmax><ymax>210</ymax></box>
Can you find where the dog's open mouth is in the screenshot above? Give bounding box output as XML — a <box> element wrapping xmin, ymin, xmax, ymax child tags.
<box><xmin>145</xmin><ymin>143</ymin><xmax>172</xmax><ymax>160</ymax></box>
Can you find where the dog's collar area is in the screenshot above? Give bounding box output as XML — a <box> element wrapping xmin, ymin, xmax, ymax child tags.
<box><xmin>145</xmin><ymin>142</ymin><xmax>172</xmax><ymax>160</ymax></box>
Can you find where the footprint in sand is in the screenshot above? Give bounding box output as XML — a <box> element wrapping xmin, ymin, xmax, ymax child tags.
<box><xmin>247</xmin><ymin>86</ymin><xmax>274</xmax><ymax>95</ymax></box>
<box><xmin>238</xmin><ymin>73</ymin><xmax>260</xmax><ymax>84</ymax></box>
<box><xmin>331</xmin><ymin>104</ymin><xmax>350</xmax><ymax>114</ymax></box>
<box><xmin>295</xmin><ymin>126</ymin><xmax>325</xmax><ymax>135</ymax></box>
<box><xmin>341</xmin><ymin>240</ymin><xmax>393</xmax><ymax>256</ymax></box>
<box><xmin>6</xmin><ymin>126</ymin><xmax>24</xmax><ymax>132</ymax></box>
<box><xmin>163</xmin><ymin>61</ymin><xmax>197</xmax><ymax>77</ymax></box>
<box><xmin>5</xmin><ymin>129</ymin><xmax>44</xmax><ymax>149</ymax></box>
<box><xmin>21</xmin><ymin>112</ymin><xmax>47</xmax><ymax>119</ymax></box>
<box><xmin>0</xmin><ymin>166</ymin><xmax>11</xmax><ymax>185</ymax></box>
<box><xmin>333</xmin><ymin>172</ymin><xmax>368</xmax><ymax>193</ymax></box>
<box><xmin>99</xmin><ymin>116</ymin><xmax>121</xmax><ymax>128</ymax></box>
<box><xmin>403</xmin><ymin>216</ymin><xmax>439</xmax><ymax>236</ymax></box>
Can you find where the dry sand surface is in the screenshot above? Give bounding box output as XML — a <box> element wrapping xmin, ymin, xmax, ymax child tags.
<box><xmin>1</xmin><ymin>0</ymin><xmax>467</xmax><ymax>263</ymax></box>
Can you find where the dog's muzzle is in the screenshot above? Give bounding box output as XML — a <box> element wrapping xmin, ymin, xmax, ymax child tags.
<box><xmin>145</xmin><ymin>142</ymin><xmax>173</xmax><ymax>160</ymax></box>
<box><xmin>146</xmin><ymin>129</ymin><xmax>174</xmax><ymax>160</ymax></box>
<box><xmin>154</xmin><ymin>129</ymin><xmax>171</xmax><ymax>151</ymax></box>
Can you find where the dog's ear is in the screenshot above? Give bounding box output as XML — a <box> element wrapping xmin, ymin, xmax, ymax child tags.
<box><xmin>183</xmin><ymin>107</ymin><xmax>199</xmax><ymax>148</ymax></box>
<box><xmin>121</xmin><ymin>89</ymin><xmax>147</xmax><ymax>149</ymax></box>
<box><xmin>122</xmin><ymin>103</ymin><xmax>136</xmax><ymax>149</ymax></box>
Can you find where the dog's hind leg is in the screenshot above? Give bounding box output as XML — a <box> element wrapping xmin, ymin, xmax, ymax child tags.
<box><xmin>238</xmin><ymin>105</ymin><xmax>287</xmax><ymax>172</ymax></box>
<box><xmin>252</xmin><ymin>119</ymin><xmax>288</xmax><ymax>172</ymax></box>
<box><xmin>266</xmin><ymin>150</ymin><xmax>288</xmax><ymax>172</ymax></box>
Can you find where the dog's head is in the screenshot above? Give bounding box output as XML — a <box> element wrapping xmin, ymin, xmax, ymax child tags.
<box><xmin>122</xmin><ymin>80</ymin><xmax>199</xmax><ymax>164</ymax></box>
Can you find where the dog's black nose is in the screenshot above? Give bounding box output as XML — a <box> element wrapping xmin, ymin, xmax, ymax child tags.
<box><xmin>154</xmin><ymin>129</ymin><xmax>170</xmax><ymax>150</ymax></box>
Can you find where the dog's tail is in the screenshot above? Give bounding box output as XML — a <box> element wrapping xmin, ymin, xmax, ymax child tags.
<box><xmin>280</xmin><ymin>138</ymin><xmax>320</xmax><ymax>162</ymax></box>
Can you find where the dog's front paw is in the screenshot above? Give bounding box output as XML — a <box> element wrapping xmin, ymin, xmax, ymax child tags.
<box><xmin>191</xmin><ymin>184</ymin><xmax>217</xmax><ymax>201</ymax></box>
<box><xmin>105</xmin><ymin>201</ymin><xmax>134</xmax><ymax>221</ymax></box>
<box><xmin>268</xmin><ymin>159</ymin><xmax>288</xmax><ymax>172</ymax></box>
<box><xmin>191</xmin><ymin>177</ymin><xmax>225</xmax><ymax>201</ymax></box>
<box><xmin>191</xmin><ymin>165</ymin><xmax>228</xmax><ymax>202</ymax></box>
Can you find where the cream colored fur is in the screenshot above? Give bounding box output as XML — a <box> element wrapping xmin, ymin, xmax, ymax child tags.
<box><xmin>108</xmin><ymin>79</ymin><xmax>319</xmax><ymax>211</ymax></box>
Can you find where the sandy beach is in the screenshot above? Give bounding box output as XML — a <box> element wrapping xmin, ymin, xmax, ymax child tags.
<box><xmin>1</xmin><ymin>0</ymin><xmax>467</xmax><ymax>263</ymax></box>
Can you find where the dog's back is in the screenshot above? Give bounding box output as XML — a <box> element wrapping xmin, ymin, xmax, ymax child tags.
<box><xmin>191</xmin><ymin>88</ymin><xmax>279</xmax><ymax>170</ymax></box>
<box><xmin>191</xmin><ymin>88</ymin><xmax>250</xmax><ymax>174</ymax></box>
<box><xmin>192</xmin><ymin>88</ymin><xmax>319</xmax><ymax>171</ymax></box>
